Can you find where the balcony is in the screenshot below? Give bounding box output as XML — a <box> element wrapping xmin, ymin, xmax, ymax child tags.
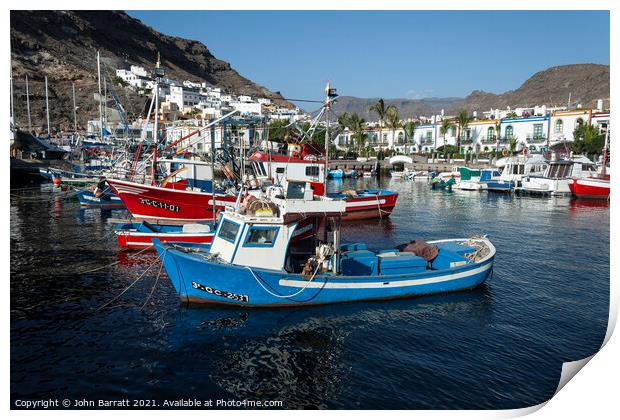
<box><xmin>526</xmin><ymin>135</ymin><xmax>547</xmax><ymax>144</ymax></box>
<box><xmin>460</xmin><ymin>138</ymin><xmax>473</xmax><ymax>144</ymax></box>
<box><xmin>421</xmin><ymin>139</ymin><xmax>434</xmax><ymax>145</ymax></box>
<box><xmin>480</xmin><ymin>136</ymin><xmax>498</xmax><ymax>144</ymax></box>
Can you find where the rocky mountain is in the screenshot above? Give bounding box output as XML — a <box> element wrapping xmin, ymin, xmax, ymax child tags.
<box><xmin>326</xmin><ymin>96</ymin><xmax>464</xmax><ymax>121</ymax></box>
<box><xmin>322</xmin><ymin>64</ymin><xmax>609</xmax><ymax>121</ymax></box>
<box><xmin>10</xmin><ymin>10</ymin><xmax>291</xmax><ymax>133</ymax></box>
<box><xmin>456</xmin><ymin>64</ymin><xmax>610</xmax><ymax>113</ymax></box>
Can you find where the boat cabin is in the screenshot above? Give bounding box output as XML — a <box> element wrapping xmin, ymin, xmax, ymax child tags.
<box><xmin>157</xmin><ymin>158</ymin><xmax>215</xmax><ymax>192</ymax></box>
<box><xmin>209</xmin><ymin>182</ymin><xmax>346</xmax><ymax>271</ymax></box>
<box><xmin>249</xmin><ymin>151</ymin><xmax>325</xmax><ymax>195</ymax></box>
<box><xmin>544</xmin><ymin>158</ymin><xmax>597</xmax><ymax>179</ymax></box>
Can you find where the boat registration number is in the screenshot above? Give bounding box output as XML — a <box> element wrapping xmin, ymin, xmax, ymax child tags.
<box><xmin>192</xmin><ymin>281</ymin><xmax>249</xmax><ymax>303</ymax></box>
<box><xmin>139</xmin><ymin>198</ymin><xmax>180</xmax><ymax>212</ymax></box>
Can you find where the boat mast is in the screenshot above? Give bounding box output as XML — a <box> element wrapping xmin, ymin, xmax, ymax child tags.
<box><xmin>44</xmin><ymin>75</ymin><xmax>50</xmax><ymax>138</ymax></box>
<box><xmin>10</xmin><ymin>65</ymin><xmax>15</xmax><ymax>130</ymax></box>
<box><xmin>26</xmin><ymin>75</ymin><xmax>32</xmax><ymax>132</ymax></box>
<box><xmin>152</xmin><ymin>53</ymin><xmax>162</xmax><ymax>186</ymax></box>
<box><xmin>97</xmin><ymin>51</ymin><xmax>103</xmax><ymax>140</ymax></box>
<box><xmin>324</xmin><ymin>81</ymin><xmax>330</xmax><ymax>197</ymax></box>
<box><xmin>601</xmin><ymin>127</ymin><xmax>609</xmax><ymax>177</ymax></box>
<box><xmin>72</xmin><ymin>82</ymin><xmax>77</xmax><ymax>135</ymax></box>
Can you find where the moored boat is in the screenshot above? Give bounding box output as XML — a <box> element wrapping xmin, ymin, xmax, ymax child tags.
<box><xmin>153</xmin><ymin>187</ymin><xmax>496</xmax><ymax>307</ymax></box>
<box><xmin>76</xmin><ymin>189</ymin><xmax>125</xmax><ymax>208</ymax></box>
<box><xmin>116</xmin><ymin>221</ymin><xmax>215</xmax><ymax>249</ymax></box>
<box><xmin>567</xmin><ymin>176</ymin><xmax>610</xmax><ymax>199</ymax></box>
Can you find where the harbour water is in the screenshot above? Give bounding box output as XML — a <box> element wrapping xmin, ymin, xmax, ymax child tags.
<box><xmin>10</xmin><ymin>178</ymin><xmax>609</xmax><ymax>409</ymax></box>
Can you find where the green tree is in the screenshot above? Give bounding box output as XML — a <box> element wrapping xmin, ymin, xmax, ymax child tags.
<box><xmin>385</xmin><ymin>106</ymin><xmax>401</xmax><ymax>152</ymax></box>
<box><xmin>267</xmin><ymin>120</ymin><xmax>289</xmax><ymax>143</ymax></box>
<box><xmin>508</xmin><ymin>136</ymin><xmax>518</xmax><ymax>155</ymax></box>
<box><xmin>572</xmin><ymin>123</ymin><xmax>605</xmax><ymax>155</ymax></box>
<box><xmin>403</xmin><ymin>121</ymin><xmax>416</xmax><ymax>154</ymax></box>
<box><xmin>368</xmin><ymin>98</ymin><xmax>395</xmax><ymax>152</ymax></box>
<box><xmin>456</xmin><ymin>110</ymin><xmax>472</xmax><ymax>150</ymax></box>
<box><xmin>440</xmin><ymin>119</ymin><xmax>455</xmax><ymax>145</ymax></box>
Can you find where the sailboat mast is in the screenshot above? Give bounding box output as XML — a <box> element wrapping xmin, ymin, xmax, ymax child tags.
<box><xmin>10</xmin><ymin>65</ymin><xmax>15</xmax><ymax>129</ymax></box>
<box><xmin>26</xmin><ymin>75</ymin><xmax>32</xmax><ymax>131</ymax></box>
<box><xmin>97</xmin><ymin>51</ymin><xmax>103</xmax><ymax>140</ymax></box>
<box><xmin>601</xmin><ymin>127</ymin><xmax>609</xmax><ymax>177</ymax></box>
<box><xmin>152</xmin><ymin>55</ymin><xmax>161</xmax><ymax>186</ymax></box>
<box><xmin>72</xmin><ymin>82</ymin><xmax>77</xmax><ymax>134</ymax></box>
<box><xmin>45</xmin><ymin>75</ymin><xmax>50</xmax><ymax>138</ymax></box>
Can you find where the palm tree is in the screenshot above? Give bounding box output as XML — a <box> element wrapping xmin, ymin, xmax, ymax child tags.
<box><xmin>368</xmin><ymin>98</ymin><xmax>392</xmax><ymax>153</ymax></box>
<box><xmin>508</xmin><ymin>136</ymin><xmax>518</xmax><ymax>155</ymax></box>
<box><xmin>385</xmin><ymin>106</ymin><xmax>401</xmax><ymax>152</ymax></box>
<box><xmin>440</xmin><ymin>119</ymin><xmax>455</xmax><ymax>146</ymax></box>
<box><xmin>494</xmin><ymin>120</ymin><xmax>502</xmax><ymax>155</ymax></box>
<box><xmin>402</xmin><ymin>121</ymin><xmax>416</xmax><ymax>155</ymax></box>
<box><xmin>456</xmin><ymin>110</ymin><xmax>472</xmax><ymax>151</ymax></box>
<box><xmin>347</xmin><ymin>112</ymin><xmax>367</xmax><ymax>155</ymax></box>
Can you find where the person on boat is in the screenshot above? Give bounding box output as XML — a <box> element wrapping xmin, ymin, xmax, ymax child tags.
<box><xmin>93</xmin><ymin>177</ymin><xmax>107</xmax><ymax>198</ymax></box>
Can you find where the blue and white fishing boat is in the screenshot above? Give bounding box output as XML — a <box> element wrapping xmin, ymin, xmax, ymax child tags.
<box><xmin>153</xmin><ymin>182</ymin><xmax>496</xmax><ymax>307</ymax></box>
<box><xmin>76</xmin><ymin>189</ymin><xmax>124</xmax><ymax>208</ymax></box>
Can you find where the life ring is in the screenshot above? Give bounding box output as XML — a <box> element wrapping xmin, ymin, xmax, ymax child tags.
<box><xmin>502</xmin><ymin>149</ymin><xmax>508</xmax><ymax>157</ymax></box>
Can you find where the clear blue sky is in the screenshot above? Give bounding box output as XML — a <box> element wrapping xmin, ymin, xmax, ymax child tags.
<box><xmin>128</xmin><ymin>10</ymin><xmax>609</xmax><ymax>105</ymax></box>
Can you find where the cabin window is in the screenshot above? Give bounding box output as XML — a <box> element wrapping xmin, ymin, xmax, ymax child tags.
<box><xmin>276</xmin><ymin>167</ymin><xmax>285</xmax><ymax>174</ymax></box>
<box><xmin>218</xmin><ymin>219</ymin><xmax>240</xmax><ymax>243</ymax></box>
<box><xmin>583</xmin><ymin>164</ymin><xmax>595</xmax><ymax>172</ymax></box>
<box><xmin>244</xmin><ymin>226</ymin><xmax>279</xmax><ymax>247</ymax></box>
<box><xmin>305</xmin><ymin>166</ymin><xmax>320</xmax><ymax>177</ymax></box>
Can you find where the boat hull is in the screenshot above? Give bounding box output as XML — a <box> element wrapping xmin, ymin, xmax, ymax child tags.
<box><xmin>106</xmin><ymin>178</ymin><xmax>237</xmax><ymax>222</ymax></box>
<box><xmin>76</xmin><ymin>190</ymin><xmax>125</xmax><ymax>208</ymax></box>
<box><xmin>153</xmin><ymin>238</ymin><xmax>495</xmax><ymax>307</ymax></box>
<box><xmin>115</xmin><ymin>223</ymin><xmax>214</xmax><ymax>249</ymax></box>
<box><xmin>568</xmin><ymin>177</ymin><xmax>610</xmax><ymax>199</ymax></box>
<box><xmin>338</xmin><ymin>190</ymin><xmax>399</xmax><ymax>220</ymax></box>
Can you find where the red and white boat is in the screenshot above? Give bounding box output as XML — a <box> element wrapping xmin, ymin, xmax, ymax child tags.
<box><xmin>115</xmin><ymin>221</ymin><xmax>215</xmax><ymax>249</ymax></box>
<box><xmin>568</xmin><ymin>176</ymin><xmax>610</xmax><ymax>199</ymax></box>
<box><xmin>249</xmin><ymin>148</ymin><xmax>399</xmax><ymax>220</ymax></box>
<box><xmin>107</xmin><ymin>159</ymin><xmax>237</xmax><ymax>223</ymax></box>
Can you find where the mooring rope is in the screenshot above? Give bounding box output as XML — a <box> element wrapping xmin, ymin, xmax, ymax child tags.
<box><xmin>140</xmin><ymin>250</ymin><xmax>167</xmax><ymax>310</ymax></box>
<box><xmin>78</xmin><ymin>246</ymin><xmax>151</xmax><ymax>274</ymax></box>
<box><xmin>96</xmin><ymin>257</ymin><xmax>160</xmax><ymax>311</ymax></box>
<box><xmin>244</xmin><ymin>260</ymin><xmax>323</xmax><ymax>299</ymax></box>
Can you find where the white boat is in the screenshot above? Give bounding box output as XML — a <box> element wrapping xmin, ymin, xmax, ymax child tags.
<box><xmin>520</xmin><ymin>156</ymin><xmax>598</xmax><ymax>196</ymax></box>
<box><xmin>454</xmin><ymin>167</ymin><xmax>482</xmax><ymax>191</ymax></box>
<box><xmin>389</xmin><ymin>155</ymin><xmax>413</xmax><ymax>178</ymax></box>
<box><xmin>486</xmin><ymin>154</ymin><xmax>548</xmax><ymax>192</ymax></box>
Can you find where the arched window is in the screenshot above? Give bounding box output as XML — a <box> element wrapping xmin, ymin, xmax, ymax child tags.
<box><xmin>487</xmin><ymin>127</ymin><xmax>495</xmax><ymax>140</ymax></box>
<box><xmin>555</xmin><ymin>119</ymin><xmax>563</xmax><ymax>134</ymax></box>
<box><xmin>505</xmin><ymin>125</ymin><xmax>514</xmax><ymax>138</ymax></box>
<box><xmin>398</xmin><ymin>132</ymin><xmax>404</xmax><ymax>143</ymax></box>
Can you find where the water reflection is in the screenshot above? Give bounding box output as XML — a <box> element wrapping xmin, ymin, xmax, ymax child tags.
<box><xmin>168</xmin><ymin>287</ymin><xmax>494</xmax><ymax>408</ymax></box>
